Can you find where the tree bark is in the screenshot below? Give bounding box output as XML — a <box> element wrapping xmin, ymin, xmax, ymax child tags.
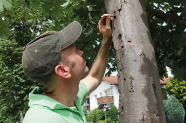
<box><xmin>104</xmin><ymin>0</ymin><xmax>166</xmax><ymax>122</ymax></box>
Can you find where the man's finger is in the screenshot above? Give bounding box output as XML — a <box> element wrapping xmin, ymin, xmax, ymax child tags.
<box><xmin>106</xmin><ymin>16</ymin><xmax>111</xmax><ymax>27</ymax></box>
<box><xmin>98</xmin><ymin>19</ymin><xmax>101</xmax><ymax>25</ymax></box>
<box><xmin>101</xmin><ymin>14</ymin><xmax>112</xmax><ymax>18</ymax></box>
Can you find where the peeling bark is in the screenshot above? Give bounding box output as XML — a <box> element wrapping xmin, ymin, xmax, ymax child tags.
<box><xmin>104</xmin><ymin>0</ymin><xmax>166</xmax><ymax>122</ymax></box>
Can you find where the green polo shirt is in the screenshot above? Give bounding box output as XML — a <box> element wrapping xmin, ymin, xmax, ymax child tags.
<box><xmin>23</xmin><ymin>81</ymin><xmax>87</xmax><ymax>123</ymax></box>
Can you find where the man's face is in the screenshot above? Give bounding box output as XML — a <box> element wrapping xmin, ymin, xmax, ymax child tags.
<box><xmin>61</xmin><ymin>43</ymin><xmax>89</xmax><ymax>79</ymax></box>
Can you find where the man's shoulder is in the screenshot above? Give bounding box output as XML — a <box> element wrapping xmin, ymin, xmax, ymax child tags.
<box><xmin>23</xmin><ymin>106</ymin><xmax>63</xmax><ymax>123</ymax></box>
<box><xmin>23</xmin><ymin>105</ymin><xmax>85</xmax><ymax>123</ymax></box>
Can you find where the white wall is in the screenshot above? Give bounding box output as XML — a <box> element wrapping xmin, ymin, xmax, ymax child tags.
<box><xmin>83</xmin><ymin>99</ymin><xmax>88</xmax><ymax>106</ymax></box>
<box><xmin>89</xmin><ymin>81</ymin><xmax>119</xmax><ymax>111</ymax></box>
<box><xmin>112</xmin><ymin>85</ymin><xmax>119</xmax><ymax>109</ymax></box>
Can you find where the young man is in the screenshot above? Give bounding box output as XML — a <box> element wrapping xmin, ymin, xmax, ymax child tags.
<box><xmin>22</xmin><ymin>14</ymin><xmax>112</xmax><ymax>123</ymax></box>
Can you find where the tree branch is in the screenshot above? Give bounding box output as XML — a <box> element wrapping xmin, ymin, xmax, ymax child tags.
<box><xmin>146</xmin><ymin>5</ymin><xmax>186</xmax><ymax>25</ymax></box>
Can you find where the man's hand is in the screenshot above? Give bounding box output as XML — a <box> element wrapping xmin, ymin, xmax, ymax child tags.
<box><xmin>99</xmin><ymin>14</ymin><xmax>112</xmax><ymax>40</ymax></box>
<box><xmin>82</xmin><ymin>14</ymin><xmax>113</xmax><ymax>95</ymax></box>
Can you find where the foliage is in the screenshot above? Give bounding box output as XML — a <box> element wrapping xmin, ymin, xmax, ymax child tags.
<box><xmin>106</xmin><ymin>103</ymin><xmax>118</xmax><ymax>121</ymax></box>
<box><xmin>0</xmin><ymin>0</ymin><xmax>12</xmax><ymax>38</ymax></box>
<box><xmin>106</xmin><ymin>118</ymin><xmax>112</xmax><ymax>123</ymax></box>
<box><xmin>162</xmin><ymin>87</ymin><xmax>168</xmax><ymax>100</ymax></box>
<box><xmin>0</xmin><ymin>0</ymin><xmax>12</xmax><ymax>12</ymax></box>
<box><xmin>89</xmin><ymin>108</ymin><xmax>104</xmax><ymax>123</ymax></box>
<box><xmin>83</xmin><ymin>109</ymin><xmax>91</xmax><ymax>122</ymax></box>
<box><xmin>164</xmin><ymin>96</ymin><xmax>185</xmax><ymax>122</ymax></box>
<box><xmin>144</xmin><ymin>0</ymin><xmax>186</xmax><ymax>80</ymax></box>
<box><xmin>164</xmin><ymin>77</ymin><xmax>186</xmax><ymax>109</ymax></box>
<box><xmin>164</xmin><ymin>77</ymin><xmax>186</xmax><ymax>122</ymax></box>
<box><xmin>85</xmin><ymin>115</ymin><xmax>91</xmax><ymax>122</ymax></box>
<box><xmin>97</xmin><ymin>120</ymin><xmax>105</xmax><ymax>123</ymax></box>
<box><xmin>0</xmin><ymin>39</ymin><xmax>34</xmax><ymax>122</ymax></box>
<box><xmin>98</xmin><ymin>120</ymin><xmax>119</xmax><ymax>123</ymax></box>
<box><xmin>89</xmin><ymin>103</ymin><xmax>118</xmax><ymax>123</ymax></box>
<box><xmin>0</xmin><ymin>1</ymin><xmax>59</xmax><ymax>121</ymax></box>
<box><xmin>83</xmin><ymin>109</ymin><xmax>88</xmax><ymax>116</ymax></box>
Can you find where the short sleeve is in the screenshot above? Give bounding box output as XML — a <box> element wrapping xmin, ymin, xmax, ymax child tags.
<box><xmin>77</xmin><ymin>81</ymin><xmax>87</xmax><ymax>106</ymax></box>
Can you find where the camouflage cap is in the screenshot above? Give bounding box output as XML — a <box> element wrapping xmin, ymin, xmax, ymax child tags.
<box><xmin>22</xmin><ymin>21</ymin><xmax>82</xmax><ymax>87</ymax></box>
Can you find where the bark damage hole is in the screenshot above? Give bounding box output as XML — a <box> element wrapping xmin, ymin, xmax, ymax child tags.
<box><xmin>121</xmin><ymin>106</ymin><xmax>124</xmax><ymax>112</ymax></box>
<box><xmin>121</xmin><ymin>0</ymin><xmax>127</xmax><ymax>4</ymax></box>
<box><xmin>129</xmin><ymin>78</ymin><xmax>134</xmax><ymax>93</ymax></box>
<box><xmin>140</xmin><ymin>53</ymin><xmax>145</xmax><ymax>57</ymax></box>
<box><xmin>111</xmin><ymin>42</ymin><xmax>116</xmax><ymax>54</ymax></box>
<box><xmin>118</xmin><ymin>34</ymin><xmax>122</xmax><ymax>39</ymax></box>
<box><xmin>152</xmin><ymin>83</ymin><xmax>156</xmax><ymax>89</ymax></box>
<box><xmin>141</xmin><ymin>112</ymin><xmax>152</xmax><ymax>122</ymax></box>
<box><xmin>117</xmin><ymin>5</ymin><xmax>122</xmax><ymax>14</ymax></box>
<box><xmin>121</xmin><ymin>45</ymin><xmax>123</xmax><ymax>49</ymax></box>
<box><xmin>119</xmin><ymin>106</ymin><xmax>124</xmax><ymax>114</ymax></box>
<box><xmin>152</xmin><ymin>83</ymin><xmax>156</xmax><ymax>93</ymax></box>
<box><xmin>141</xmin><ymin>112</ymin><xmax>145</xmax><ymax>122</ymax></box>
<box><xmin>128</xmin><ymin>40</ymin><xmax>132</xmax><ymax>44</ymax></box>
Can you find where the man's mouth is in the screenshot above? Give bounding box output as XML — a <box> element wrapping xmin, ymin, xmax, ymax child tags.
<box><xmin>84</xmin><ymin>60</ymin><xmax>86</xmax><ymax>65</ymax></box>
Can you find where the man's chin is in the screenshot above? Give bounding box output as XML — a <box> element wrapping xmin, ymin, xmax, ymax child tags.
<box><xmin>81</xmin><ymin>67</ymin><xmax>89</xmax><ymax>79</ymax></box>
<box><xmin>85</xmin><ymin>66</ymin><xmax>89</xmax><ymax>73</ymax></box>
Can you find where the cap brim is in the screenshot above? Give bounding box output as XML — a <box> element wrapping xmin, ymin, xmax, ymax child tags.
<box><xmin>60</xmin><ymin>21</ymin><xmax>82</xmax><ymax>50</ymax></box>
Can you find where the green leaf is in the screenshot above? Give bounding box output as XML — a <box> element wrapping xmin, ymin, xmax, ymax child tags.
<box><xmin>0</xmin><ymin>14</ymin><xmax>10</xmax><ymax>38</ymax></box>
<box><xmin>61</xmin><ymin>0</ymin><xmax>72</xmax><ymax>9</ymax></box>
<box><xmin>176</xmin><ymin>47</ymin><xmax>184</xmax><ymax>57</ymax></box>
<box><xmin>0</xmin><ymin>0</ymin><xmax>12</xmax><ymax>12</ymax></box>
<box><xmin>88</xmin><ymin>13</ymin><xmax>96</xmax><ymax>24</ymax></box>
<box><xmin>87</xmin><ymin>6</ymin><xmax>92</xmax><ymax>11</ymax></box>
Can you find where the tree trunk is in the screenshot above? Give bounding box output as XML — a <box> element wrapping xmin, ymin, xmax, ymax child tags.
<box><xmin>104</xmin><ymin>0</ymin><xmax>166</xmax><ymax>122</ymax></box>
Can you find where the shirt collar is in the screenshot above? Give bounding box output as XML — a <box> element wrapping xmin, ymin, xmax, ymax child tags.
<box><xmin>29</xmin><ymin>87</ymin><xmax>76</xmax><ymax>111</ymax></box>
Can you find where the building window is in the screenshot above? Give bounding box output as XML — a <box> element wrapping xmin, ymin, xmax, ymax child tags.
<box><xmin>99</xmin><ymin>92</ymin><xmax>102</xmax><ymax>97</ymax></box>
<box><xmin>94</xmin><ymin>94</ymin><xmax>97</xmax><ymax>101</ymax></box>
<box><xmin>106</xmin><ymin>89</ymin><xmax>113</xmax><ymax>96</ymax></box>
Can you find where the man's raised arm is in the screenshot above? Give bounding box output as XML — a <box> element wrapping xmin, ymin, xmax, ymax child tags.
<box><xmin>82</xmin><ymin>14</ymin><xmax>112</xmax><ymax>95</ymax></box>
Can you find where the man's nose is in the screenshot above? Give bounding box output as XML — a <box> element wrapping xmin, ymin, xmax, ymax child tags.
<box><xmin>78</xmin><ymin>50</ymin><xmax>83</xmax><ymax>56</ymax></box>
<box><xmin>80</xmin><ymin>50</ymin><xmax>83</xmax><ymax>56</ymax></box>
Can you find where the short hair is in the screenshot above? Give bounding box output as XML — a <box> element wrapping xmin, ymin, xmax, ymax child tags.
<box><xmin>42</xmin><ymin>51</ymin><xmax>76</xmax><ymax>94</ymax></box>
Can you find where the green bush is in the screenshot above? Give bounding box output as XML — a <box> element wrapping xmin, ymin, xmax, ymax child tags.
<box><xmin>85</xmin><ymin>115</ymin><xmax>91</xmax><ymax>122</ymax></box>
<box><xmin>106</xmin><ymin>103</ymin><xmax>118</xmax><ymax>121</ymax></box>
<box><xmin>164</xmin><ymin>95</ymin><xmax>185</xmax><ymax>122</ymax></box>
<box><xmin>106</xmin><ymin>118</ymin><xmax>112</xmax><ymax>123</ymax></box>
<box><xmin>89</xmin><ymin>108</ymin><xmax>104</xmax><ymax>123</ymax></box>
<box><xmin>83</xmin><ymin>109</ymin><xmax>88</xmax><ymax>116</ymax></box>
<box><xmin>97</xmin><ymin>120</ymin><xmax>119</xmax><ymax>123</ymax></box>
<box><xmin>97</xmin><ymin>120</ymin><xmax>105</xmax><ymax>123</ymax></box>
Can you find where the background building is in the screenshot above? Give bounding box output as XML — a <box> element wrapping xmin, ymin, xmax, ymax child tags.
<box><xmin>83</xmin><ymin>76</ymin><xmax>169</xmax><ymax>111</ymax></box>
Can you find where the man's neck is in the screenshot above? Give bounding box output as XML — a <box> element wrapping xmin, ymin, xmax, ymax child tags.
<box><xmin>43</xmin><ymin>79</ymin><xmax>79</xmax><ymax>107</ymax></box>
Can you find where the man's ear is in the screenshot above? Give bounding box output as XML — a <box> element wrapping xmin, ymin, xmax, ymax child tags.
<box><xmin>55</xmin><ymin>65</ymin><xmax>71</xmax><ymax>78</ymax></box>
